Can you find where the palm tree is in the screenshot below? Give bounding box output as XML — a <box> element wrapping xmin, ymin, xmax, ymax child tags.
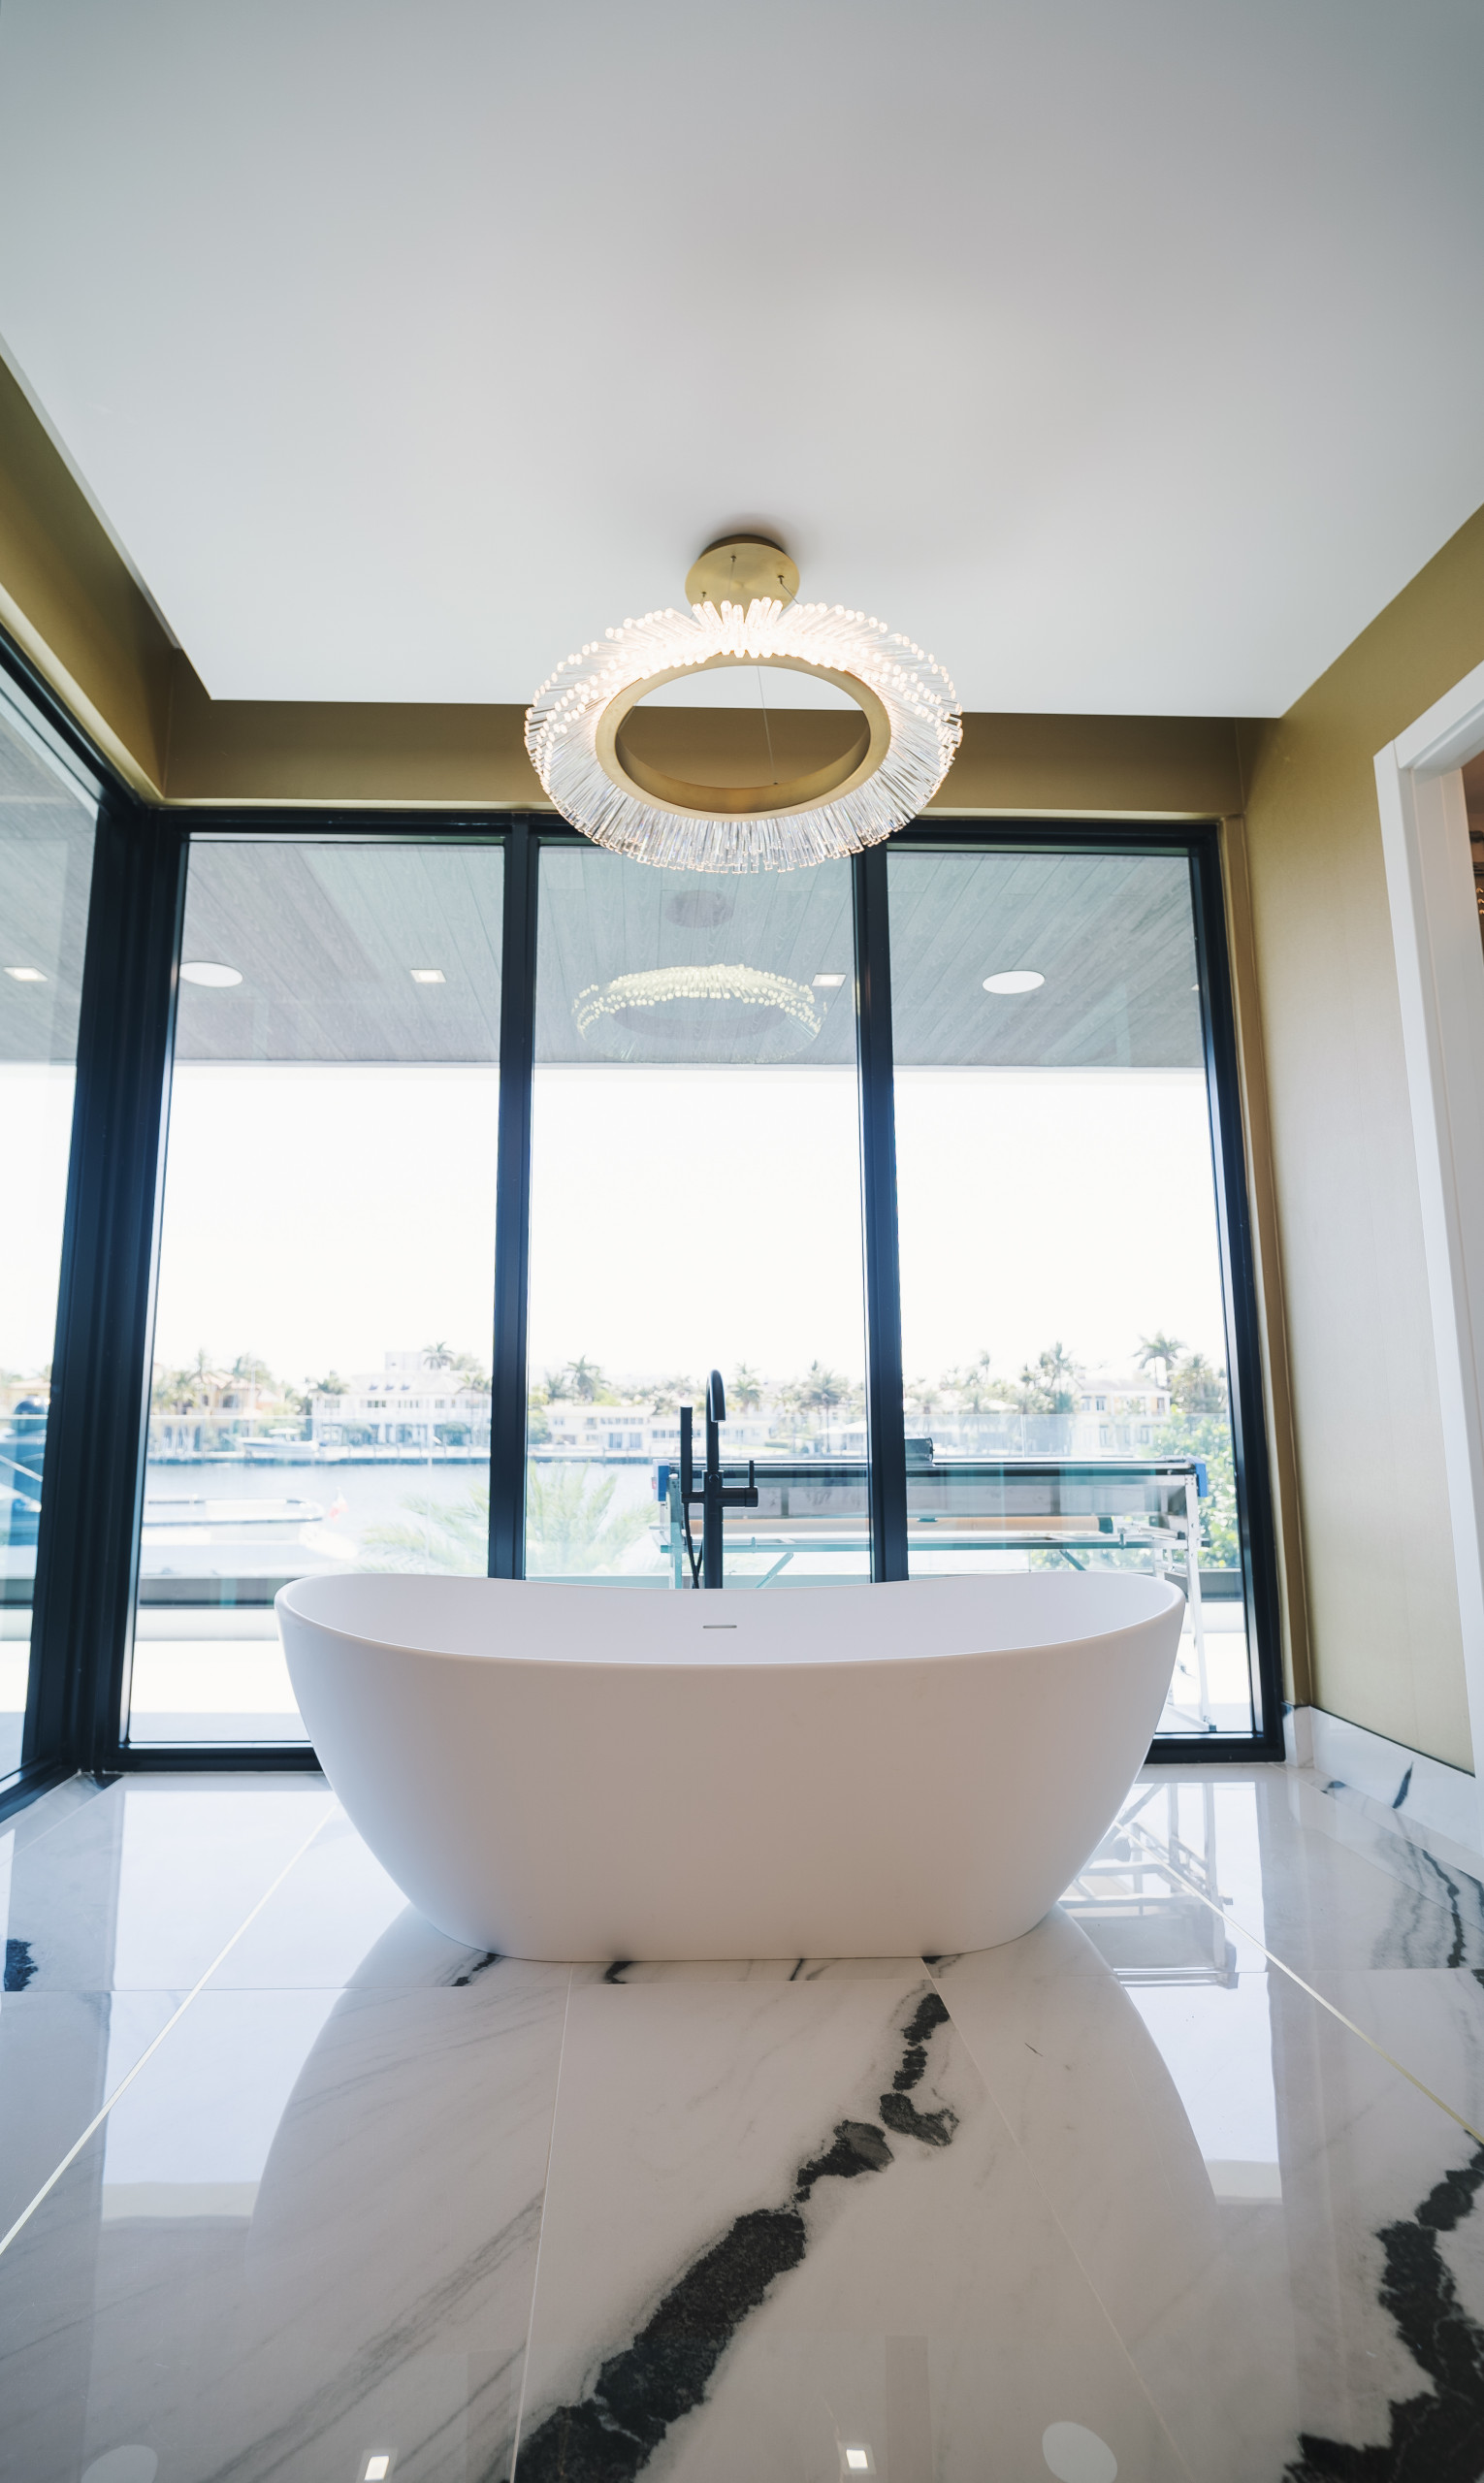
<box><xmin>908</xmin><ymin>1375</ymin><xmax>943</xmax><ymax>1426</ymax></box>
<box><xmin>1171</xmin><ymin>1350</ymin><xmax>1225</xmax><ymax>1417</ymax></box>
<box><xmin>802</xmin><ymin>1363</ymin><xmax>847</xmax><ymax>1418</ymax></box>
<box><xmin>950</xmin><ymin>1350</ymin><xmax>1006</xmax><ymax>1416</ymax></box>
<box><xmin>1137</xmin><ymin>1331</ymin><xmax>1184</xmax><ymax>1379</ymax></box>
<box><xmin>526</xmin><ymin>1465</ymin><xmax>653</xmax><ymax>1573</ymax></box>
<box><xmin>565</xmin><ymin>1355</ymin><xmax>606</xmax><ymax>1403</ymax></box>
<box><xmin>151</xmin><ymin>1364</ymin><xmax>195</xmax><ymax>1413</ymax></box>
<box><xmin>422</xmin><ymin>1341</ymin><xmax>454</xmax><ymax>1370</ymax></box>
<box><xmin>729</xmin><ymin>1364</ymin><xmax>763</xmax><ymax>1412</ymax></box>
<box><xmin>361</xmin><ymin>1483</ymin><xmax>491</xmax><ymax>1573</ymax></box>
<box><xmin>1015</xmin><ymin>1343</ymin><xmax>1081</xmax><ymax>1416</ymax></box>
<box><xmin>647</xmin><ymin>1374</ymin><xmax>695</xmax><ymax>1414</ymax></box>
<box><xmin>363</xmin><ymin>1468</ymin><xmax>653</xmax><ymax>1577</ymax></box>
<box><xmin>770</xmin><ymin>1376</ymin><xmax>807</xmax><ymax>1442</ymax></box>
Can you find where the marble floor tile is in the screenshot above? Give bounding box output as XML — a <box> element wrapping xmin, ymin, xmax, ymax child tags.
<box><xmin>935</xmin><ymin>1912</ymin><xmax>1484</xmax><ymax>2479</ymax></box>
<box><xmin>3</xmin><ymin>1775</ymin><xmax>335</xmax><ymax>1994</ymax></box>
<box><xmin>4</xmin><ymin>1770</ymin><xmax>113</xmax><ymax>1857</ymax></box>
<box><xmin>0</xmin><ymin>1989</ymin><xmax>183</xmax><ymax>2236</ymax></box>
<box><xmin>1297</xmin><ymin>1964</ymin><xmax>1484</xmax><ymax>2141</ymax></box>
<box><xmin>200</xmin><ymin>1804</ymin><xmax>491</xmax><ymax>1990</ymax></box>
<box><xmin>512</xmin><ymin>1974</ymin><xmax>1188</xmax><ymax>2482</ymax></box>
<box><xmin>1131</xmin><ymin>1767</ymin><xmax>1484</xmax><ymax>1973</ymax></box>
<box><xmin>13</xmin><ymin>1755</ymin><xmax>1484</xmax><ymax>2479</ymax></box>
<box><xmin>1283</xmin><ymin>1769</ymin><xmax>1484</xmax><ymax>1956</ymax></box>
<box><xmin>0</xmin><ymin>1963</ymin><xmax>572</xmax><ymax>2483</ymax></box>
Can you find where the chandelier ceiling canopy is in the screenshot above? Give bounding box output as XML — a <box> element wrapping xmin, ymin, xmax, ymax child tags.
<box><xmin>526</xmin><ymin>535</ymin><xmax>961</xmax><ymax>874</ymax></box>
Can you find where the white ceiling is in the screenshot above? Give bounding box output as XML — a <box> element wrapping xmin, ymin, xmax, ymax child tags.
<box><xmin>1</xmin><ymin>0</ymin><xmax>1482</xmax><ymax>717</ymax></box>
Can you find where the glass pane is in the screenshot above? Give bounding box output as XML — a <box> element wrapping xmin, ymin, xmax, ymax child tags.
<box><xmin>888</xmin><ymin>847</ymin><xmax>1256</xmax><ymax>1736</ymax></box>
<box><xmin>527</xmin><ymin>846</ymin><xmax>868</xmax><ymax>1584</ymax></box>
<box><xmin>129</xmin><ymin>840</ymin><xmax>502</xmax><ymax>1746</ymax></box>
<box><xmin>0</xmin><ymin>691</ymin><xmax>96</xmax><ymax>1783</ymax></box>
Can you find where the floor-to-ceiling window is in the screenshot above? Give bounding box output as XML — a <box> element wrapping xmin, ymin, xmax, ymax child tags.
<box><xmin>103</xmin><ymin>815</ymin><xmax>1276</xmax><ymax>1757</ymax></box>
<box><xmin>888</xmin><ymin>843</ymin><xmax>1258</xmax><ymax>1735</ymax></box>
<box><xmin>0</xmin><ymin>679</ymin><xmax>97</xmax><ymax>1785</ymax></box>
<box><xmin>126</xmin><ymin>837</ymin><xmax>502</xmax><ymax>1748</ymax></box>
<box><xmin>526</xmin><ymin>843</ymin><xmax>869</xmax><ymax>1582</ymax></box>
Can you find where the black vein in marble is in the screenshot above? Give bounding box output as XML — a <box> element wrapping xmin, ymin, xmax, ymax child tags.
<box><xmin>508</xmin><ymin>1986</ymin><xmax>955</xmax><ymax>2483</ymax></box>
<box><xmin>453</xmin><ymin>1951</ymin><xmax>502</xmax><ymax>1986</ymax></box>
<box><xmin>1284</xmin><ymin>2144</ymin><xmax>1484</xmax><ymax>2480</ymax></box>
<box><xmin>603</xmin><ymin>1961</ymin><xmax>634</xmax><ymax>1985</ymax></box>
<box><xmin>3</xmin><ymin>1937</ymin><xmax>36</xmax><ymax>1991</ymax></box>
<box><xmin>1326</xmin><ymin>1779</ymin><xmax>1484</xmax><ymax>1965</ymax></box>
<box><xmin>1412</xmin><ymin>1851</ymin><xmax>1471</xmax><ymax>1972</ymax></box>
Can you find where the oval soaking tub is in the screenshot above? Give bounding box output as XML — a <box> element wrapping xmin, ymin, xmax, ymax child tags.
<box><xmin>276</xmin><ymin>1569</ymin><xmax>1183</xmax><ymax>1960</ymax></box>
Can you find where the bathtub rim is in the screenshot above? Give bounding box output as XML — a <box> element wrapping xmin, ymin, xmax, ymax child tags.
<box><xmin>275</xmin><ymin>1567</ymin><xmax>1186</xmax><ymax>1675</ymax></box>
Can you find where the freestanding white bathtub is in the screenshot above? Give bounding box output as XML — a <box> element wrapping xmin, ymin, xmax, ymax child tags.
<box><xmin>275</xmin><ymin>1569</ymin><xmax>1182</xmax><ymax>1960</ymax></box>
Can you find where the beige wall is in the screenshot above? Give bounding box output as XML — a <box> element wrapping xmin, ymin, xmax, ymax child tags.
<box><xmin>1241</xmin><ymin>503</ymin><xmax>1484</xmax><ymax>1767</ymax></box>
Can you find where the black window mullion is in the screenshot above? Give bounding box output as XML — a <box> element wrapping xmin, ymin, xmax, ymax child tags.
<box><xmin>854</xmin><ymin>845</ymin><xmax>909</xmax><ymax>1581</ymax></box>
<box><xmin>25</xmin><ymin>795</ymin><xmax>188</xmax><ymax>1775</ymax></box>
<box><xmin>1187</xmin><ymin>832</ymin><xmax>1285</xmax><ymax>1755</ymax></box>
<box><xmin>488</xmin><ymin>818</ymin><xmax>539</xmax><ymax>1577</ymax></box>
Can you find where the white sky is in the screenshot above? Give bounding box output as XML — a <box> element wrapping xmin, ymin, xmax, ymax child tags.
<box><xmin>3</xmin><ymin>1059</ymin><xmax>1231</xmax><ymax>1390</ymax></box>
<box><xmin>0</xmin><ymin>1067</ymin><xmax>75</xmax><ymax>1374</ymax></box>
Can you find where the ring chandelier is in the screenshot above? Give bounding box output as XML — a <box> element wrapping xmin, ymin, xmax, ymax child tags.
<box><xmin>526</xmin><ymin>534</ymin><xmax>962</xmax><ymax>874</ymax></box>
<box><xmin>573</xmin><ymin>963</ymin><xmax>823</xmax><ymax>1062</ymax></box>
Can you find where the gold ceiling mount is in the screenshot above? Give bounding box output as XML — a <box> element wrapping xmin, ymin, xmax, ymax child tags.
<box><xmin>685</xmin><ymin>533</ymin><xmax>799</xmax><ymax>613</ymax></box>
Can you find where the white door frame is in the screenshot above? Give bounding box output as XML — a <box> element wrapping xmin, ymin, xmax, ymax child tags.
<box><xmin>1377</xmin><ymin>653</ymin><xmax>1484</xmax><ymax>1761</ymax></box>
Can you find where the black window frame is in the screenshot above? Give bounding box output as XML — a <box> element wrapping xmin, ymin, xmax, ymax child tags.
<box><xmin>6</xmin><ymin>730</ymin><xmax>1285</xmax><ymax>1790</ymax></box>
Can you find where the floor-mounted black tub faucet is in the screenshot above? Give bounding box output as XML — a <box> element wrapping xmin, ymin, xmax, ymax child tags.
<box><xmin>678</xmin><ymin>1370</ymin><xmax>759</xmax><ymax>1588</ymax></box>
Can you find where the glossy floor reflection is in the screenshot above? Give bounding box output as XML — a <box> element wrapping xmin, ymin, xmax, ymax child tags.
<box><xmin>3</xmin><ymin>1765</ymin><xmax>1484</xmax><ymax>2478</ymax></box>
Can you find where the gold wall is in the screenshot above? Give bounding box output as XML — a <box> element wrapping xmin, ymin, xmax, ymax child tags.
<box><xmin>1241</xmin><ymin>504</ymin><xmax>1484</xmax><ymax>1765</ymax></box>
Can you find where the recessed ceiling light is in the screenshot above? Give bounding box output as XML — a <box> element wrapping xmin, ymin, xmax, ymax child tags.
<box><xmin>409</xmin><ymin>968</ymin><xmax>445</xmax><ymax>984</ymax></box>
<box><xmin>813</xmin><ymin>973</ymin><xmax>846</xmax><ymax>988</ymax></box>
<box><xmin>983</xmin><ymin>969</ymin><xmax>1045</xmax><ymax>995</ymax></box>
<box><xmin>180</xmin><ymin>961</ymin><xmax>242</xmax><ymax>987</ymax></box>
<box><xmin>844</xmin><ymin>2453</ymin><xmax>871</xmax><ymax>2473</ymax></box>
<box><xmin>4</xmin><ymin>965</ymin><xmax>47</xmax><ymax>982</ymax></box>
<box><xmin>365</xmin><ymin>2460</ymin><xmax>392</xmax><ymax>2481</ymax></box>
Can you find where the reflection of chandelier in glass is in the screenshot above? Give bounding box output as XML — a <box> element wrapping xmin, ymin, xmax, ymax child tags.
<box><xmin>527</xmin><ymin>535</ymin><xmax>961</xmax><ymax>874</ymax></box>
<box><xmin>573</xmin><ymin>963</ymin><xmax>824</xmax><ymax>1062</ymax></box>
